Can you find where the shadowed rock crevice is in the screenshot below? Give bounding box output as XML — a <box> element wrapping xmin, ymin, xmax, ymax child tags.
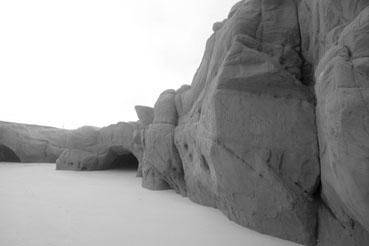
<box><xmin>56</xmin><ymin>145</ymin><xmax>140</xmax><ymax>171</ymax></box>
<box><xmin>109</xmin><ymin>152</ymin><xmax>138</xmax><ymax>170</ymax></box>
<box><xmin>0</xmin><ymin>144</ymin><xmax>21</xmax><ymax>162</ymax></box>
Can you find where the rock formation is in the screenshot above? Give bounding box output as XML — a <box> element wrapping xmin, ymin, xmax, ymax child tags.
<box><xmin>0</xmin><ymin>121</ymin><xmax>69</xmax><ymax>162</ymax></box>
<box><xmin>141</xmin><ymin>90</ymin><xmax>186</xmax><ymax>195</ymax></box>
<box><xmin>136</xmin><ymin>1</ymin><xmax>369</xmax><ymax>245</ymax></box>
<box><xmin>0</xmin><ymin>121</ymin><xmax>142</xmax><ymax>171</ymax></box>
<box><xmin>134</xmin><ymin>105</ymin><xmax>155</xmax><ymax>177</ymax></box>
<box><xmin>314</xmin><ymin>3</ymin><xmax>369</xmax><ymax>242</ymax></box>
<box><xmin>56</xmin><ymin>122</ymin><xmax>142</xmax><ymax>171</ymax></box>
<box><xmin>0</xmin><ymin>144</ymin><xmax>21</xmax><ymax>162</ymax></box>
<box><xmin>1</xmin><ymin>1</ymin><xmax>369</xmax><ymax>245</ymax></box>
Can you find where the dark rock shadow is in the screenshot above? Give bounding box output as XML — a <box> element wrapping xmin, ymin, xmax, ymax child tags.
<box><xmin>0</xmin><ymin>144</ymin><xmax>21</xmax><ymax>162</ymax></box>
<box><xmin>109</xmin><ymin>152</ymin><xmax>138</xmax><ymax>171</ymax></box>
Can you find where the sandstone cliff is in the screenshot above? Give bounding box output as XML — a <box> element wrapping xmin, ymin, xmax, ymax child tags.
<box><xmin>137</xmin><ymin>1</ymin><xmax>369</xmax><ymax>245</ymax></box>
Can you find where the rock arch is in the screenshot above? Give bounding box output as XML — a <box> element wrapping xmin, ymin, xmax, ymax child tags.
<box><xmin>103</xmin><ymin>146</ymin><xmax>139</xmax><ymax>170</ymax></box>
<box><xmin>56</xmin><ymin>145</ymin><xmax>139</xmax><ymax>171</ymax></box>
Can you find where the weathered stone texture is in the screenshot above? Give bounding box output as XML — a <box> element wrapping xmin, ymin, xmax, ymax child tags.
<box><xmin>56</xmin><ymin>122</ymin><xmax>142</xmax><ymax>171</ymax></box>
<box><xmin>141</xmin><ymin>90</ymin><xmax>186</xmax><ymax>195</ymax></box>
<box><xmin>315</xmin><ymin>5</ymin><xmax>369</xmax><ymax>235</ymax></box>
<box><xmin>0</xmin><ymin>120</ymin><xmax>142</xmax><ymax>173</ymax></box>
<box><xmin>0</xmin><ymin>121</ymin><xmax>68</xmax><ymax>163</ymax></box>
<box><xmin>317</xmin><ymin>205</ymin><xmax>369</xmax><ymax>246</ymax></box>
<box><xmin>173</xmin><ymin>1</ymin><xmax>320</xmax><ymax>244</ymax></box>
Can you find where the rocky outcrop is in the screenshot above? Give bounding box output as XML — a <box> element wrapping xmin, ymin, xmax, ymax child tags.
<box><xmin>141</xmin><ymin>90</ymin><xmax>186</xmax><ymax>195</ymax></box>
<box><xmin>137</xmin><ymin>0</ymin><xmax>369</xmax><ymax>245</ymax></box>
<box><xmin>298</xmin><ymin>0</ymin><xmax>369</xmax><ymax>69</ymax></box>
<box><xmin>135</xmin><ymin>106</ymin><xmax>154</xmax><ymax>127</ymax></box>
<box><xmin>0</xmin><ymin>121</ymin><xmax>142</xmax><ymax>172</ymax></box>
<box><xmin>0</xmin><ymin>121</ymin><xmax>69</xmax><ymax>162</ymax></box>
<box><xmin>134</xmin><ymin>105</ymin><xmax>154</xmax><ymax>177</ymax></box>
<box><xmin>56</xmin><ymin>122</ymin><xmax>142</xmax><ymax>171</ymax></box>
<box><xmin>174</xmin><ymin>0</ymin><xmax>320</xmax><ymax>244</ymax></box>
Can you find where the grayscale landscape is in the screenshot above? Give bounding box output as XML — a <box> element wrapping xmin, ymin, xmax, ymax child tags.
<box><xmin>1</xmin><ymin>0</ymin><xmax>369</xmax><ymax>245</ymax></box>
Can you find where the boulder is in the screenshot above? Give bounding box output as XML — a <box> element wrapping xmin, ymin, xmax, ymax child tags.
<box><xmin>153</xmin><ymin>90</ymin><xmax>178</xmax><ymax>125</ymax></box>
<box><xmin>135</xmin><ymin>105</ymin><xmax>154</xmax><ymax>127</ymax></box>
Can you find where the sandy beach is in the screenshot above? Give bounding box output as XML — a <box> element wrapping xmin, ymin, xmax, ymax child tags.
<box><xmin>0</xmin><ymin>163</ymin><xmax>302</xmax><ymax>246</ymax></box>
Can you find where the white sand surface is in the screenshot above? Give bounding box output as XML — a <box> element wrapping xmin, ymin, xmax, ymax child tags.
<box><xmin>0</xmin><ymin>163</ymin><xmax>302</xmax><ymax>246</ymax></box>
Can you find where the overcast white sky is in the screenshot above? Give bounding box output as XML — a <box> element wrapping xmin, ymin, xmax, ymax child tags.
<box><xmin>0</xmin><ymin>0</ymin><xmax>239</xmax><ymax>129</ymax></box>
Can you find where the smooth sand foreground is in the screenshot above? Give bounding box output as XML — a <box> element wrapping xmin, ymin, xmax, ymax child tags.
<box><xmin>0</xmin><ymin>163</ymin><xmax>302</xmax><ymax>246</ymax></box>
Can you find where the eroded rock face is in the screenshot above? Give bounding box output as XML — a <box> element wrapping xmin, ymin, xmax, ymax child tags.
<box><xmin>56</xmin><ymin>122</ymin><xmax>142</xmax><ymax>171</ymax></box>
<box><xmin>315</xmin><ymin>5</ymin><xmax>369</xmax><ymax>234</ymax></box>
<box><xmin>317</xmin><ymin>205</ymin><xmax>369</xmax><ymax>246</ymax></box>
<box><xmin>174</xmin><ymin>1</ymin><xmax>320</xmax><ymax>244</ymax></box>
<box><xmin>0</xmin><ymin>121</ymin><xmax>69</xmax><ymax>162</ymax></box>
<box><xmin>134</xmin><ymin>106</ymin><xmax>154</xmax><ymax>177</ymax></box>
<box><xmin>298</xmin><ymin>0</ymin><xmax>369</xmax><ymax>67</ymax></box>
<box><xmin>141</xmin><ymin>90</ymin><xmax>186</xmax><ymax>195</ymax></box>
<box><xmin>149</xmin><ymin>0</ymin><xmax>369</xmax><ymax>245</ymax></box>
<box><xmin>0</xmin><ymin>120</ymin><xmax>143</xmax><ymax>173</ymax></box>
<box><xmin>135</xmin><ymin>106</ymin><xmax>154</xmax><ymax>127</ymax></box>
<box><xmin>297</xmin><ymin>0</ymin><xmax>369</xmax><ymax>86</ymax></box>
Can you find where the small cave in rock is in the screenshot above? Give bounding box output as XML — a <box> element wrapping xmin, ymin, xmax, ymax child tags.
<box><xmin>110</xmin><ymin>153</ymin><xmax>138</xmax><ymax>170</ymax></box>
<box><xmin>0</xmin><ymin>144</ymin><xmax>21</xmax><ymax>162</ymax></box>
<box><xmin>106</xmin><ymin>146</ymin><xmax>139</xmax><ymax>170</ymax></box>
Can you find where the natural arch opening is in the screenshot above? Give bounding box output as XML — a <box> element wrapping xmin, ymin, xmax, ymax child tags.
<box><xmin>105</xmin><ymin>146</ymin><xmax>139</xmax><ymax>171</ymax></box>
<box><xmin>0</xmin><ymin>144</ymin><xmax>21</xmax><ymax>162</ymax></box>
<box><xmin>110</xmin><ymin>152</ymin><xmax>138</xmax><ymax>170</ymax></box>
